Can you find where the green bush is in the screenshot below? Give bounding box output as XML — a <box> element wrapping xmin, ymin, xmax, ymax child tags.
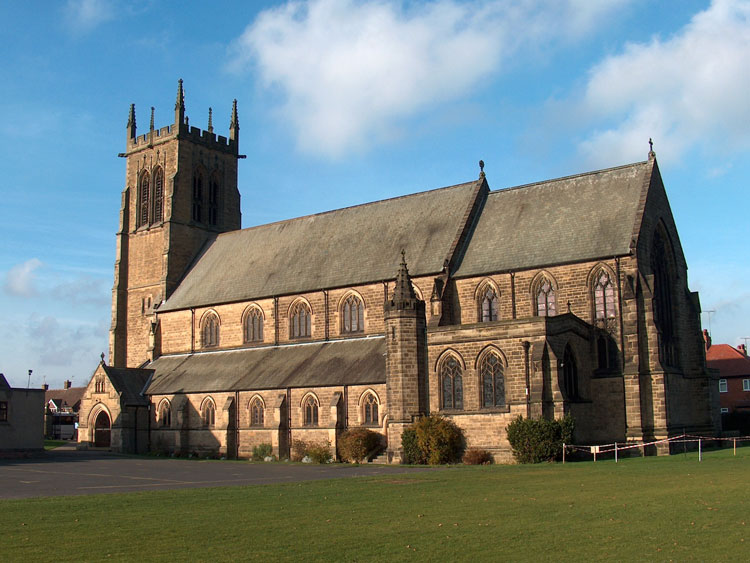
<box><xmin>462</xmin><ymin>448</ymin><xmax>493</xmax><ymax>465</ymax></box>
<box><xmin>338</xmin><ymin>428</ymin><xmax>382</xmax><ymax>463</ymax></box>
<box><xmin>402</xmin><ymin>415</ymin><xmax>464</xmax><ymax>465</ymax></box>
<box><xmin>291</xmin><ymin>439</ymin><xmax>332</xmax><ymax>463</ymax></box>
<box><xmin>252</xmin><ymin>443</ymin><xmax>273</xmax><ymax>461</ymax></box>
<box><xmin>506</xmin><ymin>415</ymin><xmax>574</xmax><ymax>463</ymax></box>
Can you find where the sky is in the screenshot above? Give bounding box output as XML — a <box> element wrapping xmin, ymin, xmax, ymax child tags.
<box><xmin>1</xmin><ymin>0</ymin><xmax>749</xmax><ymax>389</ymax></box>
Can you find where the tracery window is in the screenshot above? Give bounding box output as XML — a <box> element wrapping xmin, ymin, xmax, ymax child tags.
<box><xmin>152</xmin><ymin>167</ymin><xmax>164</xmax><ymax>224</ymax></box>
<box><xmin>202</xmin><ymin>312</ymin><xmax>220</xmax><ymax>348</ymax></box>
<box><xmin>290</xmin><ymin>302</ymin><xmax>311</xmax><ymax>339</ymax></box>
<box><xmin>341</xmin><ymin>294</ymin><xmax>364</xmax><ymax>333</ymax></box>
<box><xmin>594</xmin><ymin>271</ymin><xmax>616</xmax><ymax>320</ymax></box>
<box><xmin>362</xmin><ymin>392</ymin><xmax>379</xmax><ymax>424</ymax></box>
<box><xmin>244</xmin><ymin>308</ymin><xmax>264</xmax><ymax>343</ymax></box>
<box><xmin>480</xmin><ymin>351</ymin><xmax>505</xmax><ymax>408</ymax></box>
<box><xmin>440</xmin><ymin>356</ymin><xmax>463</xmax><ymax>410</ymax></box>
<box><xmin>95</xmin><ymin>376</ymin><xmax>106</xmax><ymax>393</ymax></box>
<box><xmin>138</xmin><ymin>170</ymin><xmax>150</xmax><ymax>227</ymax></box>
<box><xmin>563</xmin><ymin>345</ymin><xmax>579</xmax><ymax>400</ymax></box>
<box><xmin>192</xmin><ymin>170</ymin><xmax>204</xmax><ymax>222</ymax></box>
<box><xmin>303</xmin><ymin>396</ymin><xmax>319</xmax><ymax>426</ymax></box>
<box><xmin>202</xmin><ymin>399</ymin><xmax>215</xmax><ymax>427</ymax></box>
<box><xmin>158</xmin><ymin>401</ymin><xmax>171</xmax><ymax>428</ymax></box>
<box><xmin>479</xmin><ymin>285</ymin><xmax>499</xmax><ymax>322</ymax></box>
<box><xmin>652</xmin><ymin>231</ymin><xmax>676</xmax><ymax>367</ymax></box>
<box><xmin>249</xmin><ymin>398</ymin><xmax>264</xmax><ymax>427</ymax></box>
<box><xmin>536</xmin><ymin>280</ymin><xmax>556</xmax><ymax>317</ymax></box>
<box><xmin>208</xmin><ymin>173</ymin><xmax>219</xmax><ymax>226</ymax></box>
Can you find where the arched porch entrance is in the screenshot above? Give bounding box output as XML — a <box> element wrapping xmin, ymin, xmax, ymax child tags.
<box><xmin>93</xmin><ymin>410</ymin><xmax>111</xmax><ymax>448</ymax></box>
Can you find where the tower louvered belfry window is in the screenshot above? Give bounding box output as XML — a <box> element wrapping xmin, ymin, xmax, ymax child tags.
<box><xmin>138</xmin><ymin>170</ymin><xmax>150</xmax><ymax>227</ymax></box>
<box><xmin>192</xmin><ymin>170</ymin><xmax>204</xmax><ymax>222</ymax></box>
<box><xmin>152</xmin><ymin>167</ymin><xmax>164</xmax><ymax>224</ymax></box>
<box><xmin>208</xmin><ymin>173</ymin><xmax>219</xmax><ymax>226</ymax></box>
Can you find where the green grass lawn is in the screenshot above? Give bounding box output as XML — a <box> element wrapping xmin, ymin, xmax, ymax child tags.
<box><xmin>1</xmin><ymin>448</ymin><xmax>748</xmax><ymax>561</ymax></box>
<box><xmin>43</xmin><ymin>440</ymin><xmax>67</xmax><ymax>450</ymax></box>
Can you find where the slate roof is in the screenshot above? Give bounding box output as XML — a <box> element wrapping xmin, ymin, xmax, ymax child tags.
<box><xmin>160</xmin><ymin>181</ymin><xmax>481</xmax><ymax>312</ymax></box>
<box><xmin>102</xmin><ymin>366</ymin><xmax>152</xmax><ymax>406</ymax></box>
<box><xmin>454</xmin><ymin>161</ymin><xmax>652</xmax><ymax>277</ymax></box>
<box><xmin>707</xmin><ymin>345</ymin><xmax>750</xmax><ymax>377</ymax></box>
<box><xmin>45</xmin><ymin>387</ymin><xmax>85</xmax><ymax>412</ymax></box>
<box><xmin>145</xmin><ymin>336</ymin><xmax>386</xmax><ymax>395</ymax></box>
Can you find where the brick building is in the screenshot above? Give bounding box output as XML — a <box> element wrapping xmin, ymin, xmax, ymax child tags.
<box><xmin>704</xmin><ymin>331</ymin><xmax>750</xmax><ymax>415</ymax></box>
<box><xmin>77</xmin><ymin>82</ymin><xmax>718</xmax><ymax>460</ymax></box>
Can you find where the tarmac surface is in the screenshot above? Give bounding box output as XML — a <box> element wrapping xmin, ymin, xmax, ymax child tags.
<box><xmin>0</xmin><ymin>445</ymin><xmax>431</xmax><ymax>499</ymax></box>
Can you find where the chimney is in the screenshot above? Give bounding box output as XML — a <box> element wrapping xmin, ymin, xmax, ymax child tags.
<box><xmin>703</xmin><ymin>329</ymin><xmax>711</xmax><ymax>351</ymax></box>
<box><xmin>64</xmin><ymin>380</ymin><xmax>72</xmax><ymax>389</ymax></box>
<box><xmin>42</xmin><ymin>383</ymin><xmax>49</xmax><ymax>391</ymax></box>
<box><xmin>739</xmin><ymin>344</ymin><xmax>747</xmax><ymax>357</ymax></box>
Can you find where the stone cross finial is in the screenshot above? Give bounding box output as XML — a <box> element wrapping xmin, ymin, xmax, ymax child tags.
<box><xmin>100</xmin><ymin>353</ymin><xmax>105</xmax><ymax>365</ymax></box>
<box><xmin>648</xmin><ymin>138</ymin><xmax>656</xmax><ymax>159</ymax></box>
<box><xmin>479</xmin><ymin>159</ymin><xmax>485</xmax><ymax>178</ymax></box>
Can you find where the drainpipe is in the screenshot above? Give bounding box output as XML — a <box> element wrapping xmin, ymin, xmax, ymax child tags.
<box><xmin>324</xmin><ymin>290</ymin><xmax>329</xmax><ymax>341</ymax></box>
<box><xmin>235</xmin><ymin>390</ymin><xmax>240</xmax><ymax>459</ymax></box>
<box><xmin>190</xmin><ymin>308</ymin><xmax>195</xmax><ymax>353</ymax></box>
<box><xmin>274</xmin><ymin>297</ymin><xmax>279</xmax><ymax>345</ymax></box>
<box><xmin>523</xmin><ymin>340</ymin><xmax>531</xmax><ymax>418</ymax></box>
<box><xmin>510</xmin><ymin>272</ymin><xmax>516</xmax><ymax>319</ymax></box>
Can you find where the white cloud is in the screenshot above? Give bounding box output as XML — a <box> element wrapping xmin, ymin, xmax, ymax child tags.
<box><xmin>578</xmin><ymin>0</ymin><xmax>750</xmax><ymax>167</ymax></box>
<box><xmin>230</xmin><ymin>0</ymin><xmax>631</xmax><ymax>157</ymax></box>
<box><xmin>63</xmin><ymin>0</ymin><xmax>115</xmax><ymax>33</ymax></box>
<box><xmin>4</xmin><ymin>259</ymin><xmax>43</xmax><ymax>297</ymax></box>
<box><xmin>27</xmin><ymin>314</ymin><xmax>107</xmax><ymax>368</ymax></box>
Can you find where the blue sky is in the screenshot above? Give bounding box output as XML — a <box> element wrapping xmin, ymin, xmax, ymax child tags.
<box><xmin>1</xmin><ymin>0</ymin><xmax>748</xmax><ymax>389</ymax></box>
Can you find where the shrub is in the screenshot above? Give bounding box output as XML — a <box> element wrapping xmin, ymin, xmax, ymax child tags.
<box><xmin>291</xmin><ymin>440</ymin><xmax>308</xmax><ymax>462</ymax></box>
<box><xmin>401</xmin><ymin>415</ymin><xmax>464</xmax><ymax>465</ymax></box>
<box><xmin>338</xmin><ymin>428</ymin><xmax>382</xmax><ymax>463</ymax></box>
<box><xmin>252</xmin><ymin>443</ymin><xmax>273</xmax><ymax>461</ymax></box>
<box><xmin>463</xmin><ymin>448</ymin><xmax>493</xmax><ymax>465</ymax></box>
<box><xmin>291</xmin><ymin>439</ymin><xmax>332</xmax><ymax>463</ymax></box>
<box><xmin>506</xmin><ymin>415</ymin><xmax>574</xmax><ymax>463</ymax></box>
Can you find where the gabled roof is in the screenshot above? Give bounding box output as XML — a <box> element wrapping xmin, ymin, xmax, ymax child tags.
<box><xmin>101</xmin><ymin>366</ymin><xmax>152</xmax><ymax>406</ymax></box>
<box><xmin>45</xmin><ymin>387</ymin><xmax>86</xmax><ymax>412</ymax></box>
<box><xmin>160</xmin><ymin>180</ymin><xmax>482</xmax><ymax>311</ymax></box>
<box><xmin>454</xmin><ymin>161</ymin><xmax>652</xmax><ymax>277</ymax></box>
<box><xmin>707</xmin><ymin>344</ymin><xmax>750</xmax><ymax>377</ymax></box>
<box><xmin>145</xmin><ymin>336</ymin><xmax>385</xmax><ymax>395</ymax></box>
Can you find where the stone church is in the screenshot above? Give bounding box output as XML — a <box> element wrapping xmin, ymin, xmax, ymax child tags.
<box><xmin>77</xmin><ymin>81</ymin><xmax>718</xmax><ymax>462</ymax></box>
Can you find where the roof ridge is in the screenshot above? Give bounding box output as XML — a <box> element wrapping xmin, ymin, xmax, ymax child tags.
<box><xmin>215</xmin><ymin>179</ymin><xmax>480</xmax><ymax>238</ymax></box>
<box><xmin>490</xmin><ymin>160</ymin><xmax>649</xmax><ymax>195</ymax></box>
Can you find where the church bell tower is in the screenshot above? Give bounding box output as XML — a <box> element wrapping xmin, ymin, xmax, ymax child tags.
<box><xmin>110</xmin><ymin>80</ymin><xmax>242</xmax><ymax>367</ymax></box>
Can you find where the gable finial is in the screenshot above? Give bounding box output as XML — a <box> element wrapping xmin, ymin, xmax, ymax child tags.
<box><xmin>479</xmin><ymin>159</ymin><xmax>485</xmax><ymax>178</ymax></box>
<box><xmin>175</xmin><ymin>78</ymin><xmax>185</xmax><ymax>126</ymax></box>
<box><xmin>100</xmin><ymin>352</ymin><xmax>106</xmax><ymax>365</ymax></box>
<box><xmin>207</xmin><ymin>107</ymin><xmax>213</xmax><ymax>134</ymax></box>
<box><xmin>648</xmin><ymin>138</ymin><xmax>655</xmax><ymax>160</ymax></box>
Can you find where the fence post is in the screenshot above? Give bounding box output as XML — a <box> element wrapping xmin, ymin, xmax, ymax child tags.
<box><xmin>734</xmin><ymin>438</ymin><xmax>737</xmax><ymax>456</ymax></box>
<box><xmin>698</xmin><ymin>438</ymin><xmax>702</xmax><ymax>462</ymax></box>
<box><xmin>562</xmin><ymin>443</ymin><xmax>565</xmax><ymax>464</ymax></box>
<box><xmin>615</xmin><ymin>442</ymin><xmax>618</xmax><ymax>463</ymax></box>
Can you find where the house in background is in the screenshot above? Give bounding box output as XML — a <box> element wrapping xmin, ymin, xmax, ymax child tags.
<box><xmin>0</xmin><ymin>373</ymin><xmax>44</xmax><ymax>452</ymax></box>
<box><xmin>705</xmin><ymin>330</ymin><xmax>750</xmax><ymax>420</ymax></box>
<box><xmin>44</xmin><ymin>380</ymin><xmax>86</xmax><ymax>440</ymax></box>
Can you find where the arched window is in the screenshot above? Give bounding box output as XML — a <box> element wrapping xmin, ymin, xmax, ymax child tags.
<box><xmin>244</xmin><ymin>308</ymin><xmax>264</xmax><ymax>343</ymax></box>
<box><xmin>479</xmin><ymin>286</ymin><xmax>499</xmax><ymax>322</ymax></box>
<box><xmin>341</xmin><ymin>294</ymin><xmax>364</xmax><ymax>333</ymax></box>
<box><xmin>362</xmin><ymin>392</ymin><xmax>379</xmax><ymax>424</ymax></box>
<box><xmin>249</xmin><ymin>397</ymin><xmax>264</xmax><ymax>427</ymax></box>
<box><xmin>290</xmin><ymin>301</ymin><xmax>311</xmax><ymax>339</ymax></box>
<box><xmin>202</xmin><ymin>312</ymin><xmax>220</xmax><ymax>348</ymax></box>
<box><xmin>652</xmin><ymin>230</ymin><xmax>676</xmax><ymax>367</ymax></box>
<box><xmin>594</xmin><ymin>270</ymin><xmax>616</xmax><ymax>320</ymax></box>
<box><xmin>95</xmin><ymin>376</ymin><xmax>106</xmax><ymax>393</ymax></box>
<box><xmin>138</xmin><ymin>170</ymin><xmax>150</xmax><ymax>227</ymax></box>
<box><xmin>563</xmin><ymin>345</ymin><xmax>578</xmax><ymax>400</ymax></box>
<box><xmin>158</xmin><ymin>400</ymin><xmax>171</xmax><ymax>428</ymax></box>
<box><xmin>440</xmin><ymin>356</ymin><xmax>463</xmax><ymax>410</ymax></box>
<box><xmin>192</xmin><ymin>169</ymin><xmax>204</xmax><ymax>222</ymax></box>
<box><xmin>152</xmin><ymin>167</ymin><xmax>164</xmax><ymax>224</ymax></box>
<box><xmin>480</xmin><ymin>351</ymin><xmax>505</xmax><ymax>408</ymax></box>
<box><xmin>208</xmin><ymin>173</ymin><xmax>219</xmax><ymax>226</ymax></box>
<box><xmin>536</xmin><ymin>280</ymin><xmax>556</xmax><ymax>317</ymax></box>
<box><xmin>303</xmin><ymin>395</ymin><xmax>319</xmax><ymax>426</ymax></box>
<box><xmin>202</xmin><ymin>399</ymin><xmax>216</xmax><ymax>427</ymax></box>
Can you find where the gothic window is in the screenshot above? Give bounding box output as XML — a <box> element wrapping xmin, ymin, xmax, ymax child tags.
<box><xmin>563</xmin><ymin>345</ymin><xmax>579</xmax><ymax>400</ymax></box>
<box><xmin>158</xmin><ymin>400</ymin><xmax>171</xmax><ymax>428</ymax></box>
<box><xmin>202</xmin><ymin>399</ymin><xmax>216</xmax><ymax>427</ymax></box>
<box><xmin>0</xmin><ymin>401</ymin><xmax>7</xmax><ymax>422</ymax></box>
<box><xmin>594</xmin><ymin>270</ymin><xmax>616</xmax><ymax>320</ymax></box>
<box><xmin>479</xmin><ymin>285</ymin><xmax>499</xmax><ymax>322</ymax></box>
<box><xmin>208</xmin><ymin>173</ymin><xmax>219</xmax><ymax>226</ymax></box>
<box><xmin>597</xmin><ymin>334</ymin><xmax>618</xmax><ymax>371</ymax></box>
<box><xmin>341</xmin><ymin>294</ymin><xmax>364</xmax><ymax>333</ymax></box>
<box><xmin>536</xmin><ymin>280</ymin><xmax>557</xmax><ymax>317</ymax></box>
<box><xmin>95</xmin><ymin>376</ymin><xmax>106</xmax><ymax>393</ymax></box>
<box><xmin>138</xmin><ymin>170</ymin><xmax>150</xmax><ymax>227</ymax></box>
<box><xmin>249</xmin><ymin>397</ymin><xmax>264</xmax><ymax>427</ymax></box>
<box><xmin>480</xmin><ymin>351</ymin><xmax>505</xmax><ymax>408</ymax></box>
<box><xmin>202</xmin><ymin>312</ymin><xmax>220</xmax><ymax>348</ymax></box>
<box><xmin>290</xmin><ymin>301</ymin><xmax>312</xmax><ymax>339</ymax></box>
<box><xmin>152</xmin><ymin>166</ymin><xmax>164</xmax><ymax>224</ymax></box>
<box><xmin>652</xmin><ymin>230</ymin><xmax>676</xmax><ymax>367</ymax></box>
<box><xmin>440</xmin><ymin>356</ymin><xmax>463</xmax><ymax>410</ymax></box>
<box><xmin>244</xmin><ymin>307</ymin><xmax>264</xmax><ymax>343</ymax></box>
<box><xmin>192</xmin><ymin>170</ymin><xmax>204</xmax><ymax>222</ymax></box>
<box><xmin>303</xmin><ymin>395</ymin><xmax>319</xmax><ymax>426</ymax></box>
<box><xmin>362</xmin><ymin>392</ymin><xmax>379</xmax><ymax>424</ymax></box>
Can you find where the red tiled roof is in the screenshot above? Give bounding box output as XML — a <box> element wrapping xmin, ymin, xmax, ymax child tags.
<box><xmin>707</xmin><ymin>344</ymin><xmax>750</xmax><ymax>377</ymax></box>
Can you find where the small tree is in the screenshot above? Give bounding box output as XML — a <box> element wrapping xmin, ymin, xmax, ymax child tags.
<box><xmin>401</xmin><ymin>415</ymin><xmax>464</xmax><ymax>465</ymax></box>
<box><xmin>506</xmin><ymin>415</ymin><xmax>574</xmax><ymax>463</ymax></box>
<box><xmin>338</xmin><ymin>428</ymin><xmax>382</xmax><ymax>463</ymax></box>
